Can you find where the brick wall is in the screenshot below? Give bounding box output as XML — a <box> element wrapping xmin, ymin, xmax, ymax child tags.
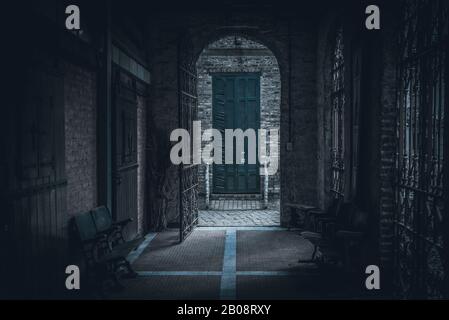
<box><xmin>137</xmin><ymin>95</ymin><xmax>147</xmax><ymax>236</ymax></box>
<box><xmin>196</xmin><ymin>36</ymin><xmax>281</xmax><ymax>207</ymax></box>
<box><xmin>285</xmin><ymin>20</ymin><xmax>319</xmax><ymax>214</ymax></box>
<box><xmin>64</xmin><ymin>62</ymin><xmax>97</xmax><ymax>217</ymax></box>
<box><xmin>316</xmin><ymin>13</ymin><xmax>334</xmax><ymax>210</ymax></box>
<box><xmin>146</xmin><ymin>22</ymin><xmax>181</xmax><ymax>228</ymax></box>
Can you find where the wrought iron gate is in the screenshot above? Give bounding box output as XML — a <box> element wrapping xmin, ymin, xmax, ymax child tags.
<box><xmin>395</xmin><ymin>0</ymin><xmax>448</xmax><ymax>298</ymax></box>
<box><xmin>330</xmin><ymin>26</ymin><xmax>346</xmax><ymax>198</ymax></box>
<box><xmin>178</xmin><ymin>35</ymin><xmax>199</xmax><ymax>242</ymax></box>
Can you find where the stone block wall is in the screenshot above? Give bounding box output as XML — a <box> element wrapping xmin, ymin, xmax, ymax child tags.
<box><xmin>64</xmin><ymin>61</ymin><xmax>97</xmax><ymax>217</ymax></box>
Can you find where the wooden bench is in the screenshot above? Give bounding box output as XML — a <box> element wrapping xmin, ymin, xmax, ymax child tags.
<box><xmin>285</xmin><ymin>203</ymin><xmax>319</xmax><ymax>228</ymax></box>
<box><xmin>72</xmin><ymin>206</ymin><xmax>140</xmax><ymax>291</ymax></box>
<box><xmin>286</xmin><ymin>198</ymin><xmax>343</xmax><ymax>231</ymax></box>
<box><xmin>298</xmin><ymin>202</ymin><xmax>368</xmax><ymax>272</ymax></box>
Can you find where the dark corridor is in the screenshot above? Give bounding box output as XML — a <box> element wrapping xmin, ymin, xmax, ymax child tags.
<box><xmin>1</xmin><ymin>0</ymin><xmax>449</xmax><ymax>301</ymax></box>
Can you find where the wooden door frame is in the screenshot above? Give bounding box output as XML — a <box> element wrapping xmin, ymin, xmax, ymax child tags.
<box><xmin>110</xmin><ymin>66</ymin><xmax>139</xmax><ymax>241</ymax></box>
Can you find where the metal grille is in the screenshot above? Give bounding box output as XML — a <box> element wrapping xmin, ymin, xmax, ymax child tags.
<box><xmin>178</xmin><ymin>36</ymin><xmax>199</xmax><ymax>242</ymax></box>
<box><xmin>395</xmin><ymin>0</ymin><xmax>448</xmax><ymax>298</ymax></box>
<box><xmin>330</xmin><ymin>26</ymin><xmax>346</xmax><ymax>197</ymax></box>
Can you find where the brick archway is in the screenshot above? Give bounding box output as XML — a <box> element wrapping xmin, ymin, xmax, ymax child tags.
<box><xmin>179</xmin><ymin>26</ymin><xmax>294</xmax><ymax>226</ymax></box>
<box><xmin>195</xmin><ymin>36</ymin><xmax>281</xmax><ymax>216</ymax></box>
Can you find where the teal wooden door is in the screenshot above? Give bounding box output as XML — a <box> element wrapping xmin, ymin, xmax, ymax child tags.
<box><xmin>212</xmin><ymin>73</ymin><xmax>260</xmax><ymax>194</ymax></box>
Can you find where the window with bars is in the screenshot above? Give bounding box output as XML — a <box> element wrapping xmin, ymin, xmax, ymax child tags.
<box><xmin>395</xmin><ymin>0</ymin><xmax>448</xmax><ymax>298</ymax></box>
<box><xmin>330</xmin><ymin>26</ymin><xmax>346</xmax><ymax>198</ymax></box>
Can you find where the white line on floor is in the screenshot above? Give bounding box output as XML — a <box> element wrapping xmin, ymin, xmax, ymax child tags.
<box><xmin>220</xmin><ymin>229</ymin><xmax>237</xmax><ymax>299</ymax></box>
<box><xmin>127</xmin><ymin>232</ymin><xmax>157</xmax><ymax>264</ymax></box>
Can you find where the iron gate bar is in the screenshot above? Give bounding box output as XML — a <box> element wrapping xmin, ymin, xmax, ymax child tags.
<box><xmin>180</xmin><ymin>91</ymin><xmax>198</xmax><ymax>100</ymax></box>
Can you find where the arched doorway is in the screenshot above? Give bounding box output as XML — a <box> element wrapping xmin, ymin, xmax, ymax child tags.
<box><xmin>195</xmin><ymin>35</ymin><xmax>281</xmax><ymax>226</ymax></box>
<box><xmin>175</xmin><ymin>25</ymin><xmax>294</xmax><ymax>241</ymax></box>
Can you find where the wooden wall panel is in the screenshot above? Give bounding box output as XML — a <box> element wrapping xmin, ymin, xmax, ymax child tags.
<box><xmin>1</xmin><ymin>55</ymin><xmax>67</xmax><ymax>298</ymax></box>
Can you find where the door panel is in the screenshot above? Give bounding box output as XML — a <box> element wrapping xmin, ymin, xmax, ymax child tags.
<box><xmin>213</xmin><ymin>74</ymin><xmax>260</xmax><ymax>194</ymax></box>
<box><xmin>112</xmin><ymin>68</ymin><xmax>138</xmax><ymax>240</ymax></box>
<box><xmin>212</xmin><ymin>77</ymin><xmax>226</xmax><ymax>192</ymax></box>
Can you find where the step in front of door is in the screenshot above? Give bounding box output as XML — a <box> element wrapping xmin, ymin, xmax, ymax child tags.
<box><xmin>210</xmin><ymin>193</ymin><xmax>262</xmax><ymax>201</ymax></box>
<box><xmin>208</xmin><ymin>199</ymin><xmax>264</xmax><ymax>211</ymax></box>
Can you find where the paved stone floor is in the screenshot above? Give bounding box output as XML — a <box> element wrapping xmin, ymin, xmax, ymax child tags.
<box><xmin>199</xmin><ymin>199</ymin><xmax>280</xmax><ymax>226</ymax></box>
<box><xmin>106</xmin><ymin>227</ymin><xmax>365</xmax><ymax>300</ymax></box>
<box><xmin>199</xmin><ymin>209</ymin><xmax>280</xmax><ymax>226</ymax></box>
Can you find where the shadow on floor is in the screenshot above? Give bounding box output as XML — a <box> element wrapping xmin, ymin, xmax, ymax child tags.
<box><xmin>106</xmin><ymin>228</ymin><xmax>373</xmax><ymax>300</ymax></box>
